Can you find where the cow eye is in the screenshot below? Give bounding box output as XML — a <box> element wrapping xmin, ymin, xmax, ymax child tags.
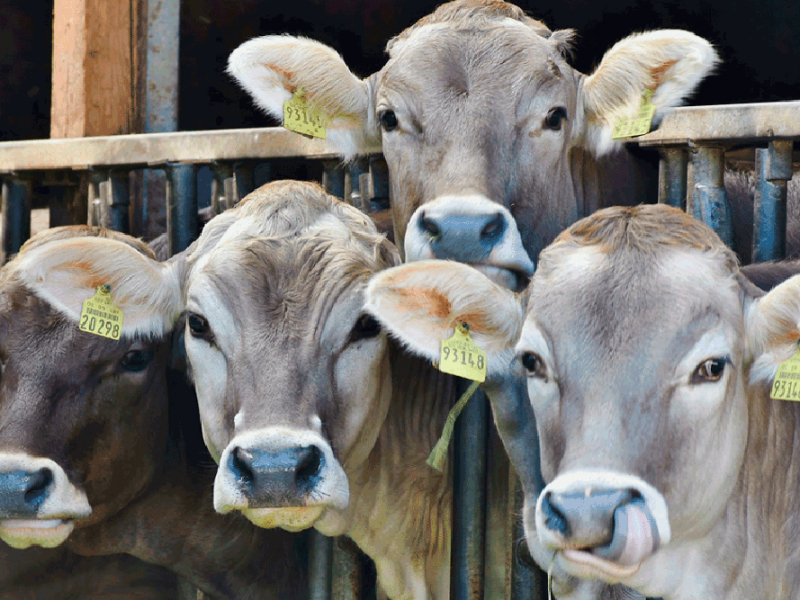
<box><xmin>120</xmin><ymin>350</ymin><xmax>154</xmax><ymax>373</ymax></box>
<box><xmin>187</xmin><ymin>313</ymin><xmax>210</xmax><ymax>338</ymax></box>
<box><xmin>544</xmin><ymin>107</ymin><xmax>567</xmax><ymax>131</ymax></box>
<box><xmin>349</xmin><ymin>314</ymin><xmax>382</xmax><ymax>343</ymax></box>
<box><xmin>521</xmin><ymin>352</ymin><xmax>546</xmax><ymax>378</ymax></box>
<box><xmin>378</xmin><ymin>110</ymin><xmax>399</xmax><ymax>132</ymax></box>
<box><xmin>692</xmin><ymin>358</ymin><xmax>727</xmax><ymax>383</ymax></box>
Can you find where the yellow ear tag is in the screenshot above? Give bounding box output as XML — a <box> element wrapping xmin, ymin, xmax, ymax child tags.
<box><xmin>426</xmin><ymin>323</ymin><xmax>487</xmax><ymax>472</ymax></box>
<box><xmin>771</xmin><ymin>346</ymin><xmax>800</xmax><ymax>401</ymax></box>
<box><xmin>283</xmin><ymin>88</ymin><xmax>330</xmax><ymax>139</ymax></box>
<box><xmin>611</xmin><ymin>88</ymin><xmax>656</xmax><ymax>139</ymax></box>
<box><xmin>438</xmin><ymin>323</ymin><xmax>486</xmax><ymax>383</ymax></box>
<box><xmin>79</xmin><ymin>285</ymin><xmax>123</xmax><ymax>340</ymax></box>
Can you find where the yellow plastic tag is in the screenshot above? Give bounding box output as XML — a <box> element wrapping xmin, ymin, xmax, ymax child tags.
<box><xmin>283</xmin><ymin>89</ymin><xmax>330</xmax><ymax>139</ymax></box>
<box><xmin>611</xmin><ymin>88</ymin><xmax>656</xmax><ymax>139</ymax></box>
<box><xmin>438</xmin><ymin>323</ymin><xmax>486</xmax><ymax>383</ymax></box>
<box><xmin>771</xmin><ymin>347</ymin><xmax>800</xmax><ymax>401</ymax></box>
<box><xmin>79</xmin><ymin>285</ymin><xmax>123</xmax><ymax>340</ymax></box>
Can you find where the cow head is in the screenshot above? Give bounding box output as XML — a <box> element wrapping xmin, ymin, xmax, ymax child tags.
<box><xmin>175</xmin><ymin>181</ymin><xmax>400</xmax><ymax>534</ymax></box>
<box><xmin>0</xmin><ymin>227</ymin><xmax>182</xmax><ymax>549</ymax></box>
<box><xmin>228</xmin><ymin>0</ymin><xmax>717</xmax><ymax>288</ymax></box>
<box><xmin>365</xmin><ymin>205</ymin><xmax>800</xmax><ymax>596</ymax></box>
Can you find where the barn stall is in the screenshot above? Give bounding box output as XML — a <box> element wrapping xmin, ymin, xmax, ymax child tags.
<box><xmin>1</xmin><ymin>0</ymin><xmax>799</xmax><ymax>599</ymax></box>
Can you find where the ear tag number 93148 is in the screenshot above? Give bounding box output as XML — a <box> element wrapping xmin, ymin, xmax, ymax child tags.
<box><xmin>611</xmin><ymin>88</ymin><xmax>656</xmax><ymax>139</ymax></box>
<box><xmin>79</xmin><ymin>285</ymin><xmax>123</xmax><ymax>340</ymax></box>
<box><xmin>771</xmin><ymin>346</ymin><xmax>800</xmax><ymax>401</ymax></box>
<box><xmin>283</xmin><ymin>88</ymin><xmax>330</xmax><ymax>139</ymax></box>
<box><xmin>438</xmin><ymin>323</ymin><xmax>486</xmax><ymax>383</ymax></box>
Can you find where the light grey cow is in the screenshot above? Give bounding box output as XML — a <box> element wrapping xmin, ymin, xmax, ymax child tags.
<box><xmin>366</xmin><ymin>204</ymin><xmax>800</xmax><ymax>599</ymax></box>
<box><xmin>171</xmin><ymin>180</ymin><xmax>457</xmax><ymax>600</ymax></box>
<box><xmin>227</xmin><ymin>0</ymin><xmax>717</xmax><ymax>288</ymax></box>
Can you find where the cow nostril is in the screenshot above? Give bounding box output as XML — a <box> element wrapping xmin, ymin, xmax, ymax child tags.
<box><xmin>419</xmin><ymin>212</ymin><xmax>441</xmax><ymax>238</ymax></box>
<box><xmin>24</xmin><ymin>468</ymin><xmax>53</xmax><ymax>506</ymax></box>
<box><xmin>295</xmin><ymin>445</ymin><xmax>322</xmax><ymax>489</ymax></box>
<box><xmin>480</xmin><ymin>213</ymin><xmax>505</xmax><ymax>241</ymax></box>
<box><xmin>541</xmin><ymin>491</ymin><xmax>570</xmax><ymax>537</ymax></box>
<box><xmin>231</xmin><ymin>447</ymin><xmax>255</xmax><ymax>484</ymax></box>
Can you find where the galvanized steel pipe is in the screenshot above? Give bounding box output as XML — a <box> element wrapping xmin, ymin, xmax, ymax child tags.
<box><xmin>658</xmin><ymin>148</ymin><xmax>688</xmax><ymax>208</ymax></box>
<box><xmin>753</xmin><ymin>141</ymin><xmax>793</xmax><ymax>262</ymax></box>
<box><xmin>690</xmin><ymin>146</ymin><xmax>733</xmax><ymax>246</ymax></box>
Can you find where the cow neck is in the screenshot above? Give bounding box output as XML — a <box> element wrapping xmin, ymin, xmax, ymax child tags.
<box><xmin>342</xmin><ymin>342</ymin><xmax>456</xmax><ymax>599</ymax></box>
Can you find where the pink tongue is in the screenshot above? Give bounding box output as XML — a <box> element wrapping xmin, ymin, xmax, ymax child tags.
<box><xmin>593</xmin><ymin>501</ymin><xmax>659</xmax><ymax>566</ymax></box>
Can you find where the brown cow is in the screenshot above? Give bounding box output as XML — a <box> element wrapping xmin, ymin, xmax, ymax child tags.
<box><xmin>0</xmin><ymin>226</ymin><xmax>306</xmax><ymax>599</ymax></box>
<box><xmin>227</xmin><ymin>0</ymin><xmax>718</xmax><ymax>288</ymax></box>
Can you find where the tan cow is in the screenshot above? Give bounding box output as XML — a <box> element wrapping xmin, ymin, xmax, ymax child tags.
<box><xmin>227</xmin><ymin>0</ymin><xmax>717</xmax><ymax>288</ymax></box>
<box><xmin>365</xmin><ymin>204</ymin><xmax>800</xmax><ymax>599</ymax></box>
<box><xmin>171</xmin><ymin>180</ymin><xmax>456</xmax><ymax>600</ymax></box>
<box><xmin>0</xmin><ymin>225</ymin><xmax>306</xmax><ymax>599</ymax></box>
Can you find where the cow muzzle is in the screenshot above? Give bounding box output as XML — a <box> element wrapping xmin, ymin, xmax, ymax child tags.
<box><xmin>404</xmin><ymin>195</ymin><xmax>534</xmax><ymax>291</ymax></box>
<box><xmin>534</xmin><ymin>471</ymin><xmax>670</xmax><ymax>581</ymax></box>
<box><xmin>214</xmin><ymin>428</ymin><xmax>349</xmax><ymax>532</ymax></box>
<box><xmin>0</xmin><ymin>453</ymin><xmax>91</xmax><ymax>549</ymax></box>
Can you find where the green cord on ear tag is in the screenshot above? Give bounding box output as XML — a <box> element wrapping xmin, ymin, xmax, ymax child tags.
<box><xmin>426</xmin><ymin>379</ymin><xmax>480</xmax><ymax>472</ymax></box>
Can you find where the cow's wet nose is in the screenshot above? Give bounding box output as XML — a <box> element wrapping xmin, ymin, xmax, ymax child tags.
<box><xmin>229</xmin><ymin>445</ymin><xmax>324</xmax><ymax>507</ymax></box>
<box><xmin>0</xmin><ymin>468</ymin><xmax>54</xmax><ymax>517</ymax></box>
<box><xmin>542</xmin><ymin>488</ymin><xmax>637</xmax><ymax>548</ymax></box>
<box><xmin>418</xmin><ymin>209</ymin><xmax>508</xmax><ymax>263</ymax></box>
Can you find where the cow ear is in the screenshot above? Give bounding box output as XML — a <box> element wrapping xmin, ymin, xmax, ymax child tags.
<box><xmin>580</xmin><ymin>30</ymin><xmax>719</xmax><ymax>156</ymax></box>
<box><xmin>364</xmin><ymin>261</ymin><xmax>523</xmax><ymax>376</ymax></box>
<box><xmin>14</xmin><ymin>237</ymin><xmax>183</xmax><ymax>339</ymax></box>
<box><xmin>228</xmin><ymin>35</ymin><xmax>380</xmax><ymax>160</ymax></box>
<box><xmin>745</xmin><ymin>273</ymin><xmax>800</xmax><ymax>385</ymax></box>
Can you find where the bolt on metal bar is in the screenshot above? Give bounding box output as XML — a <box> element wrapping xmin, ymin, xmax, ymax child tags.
<box><xmin>658</xmin><ymin>148</ymin><xmax>688</xmax><ymax>208</ymax></box>
<box><xmin>308</xmin><ymin>530</ymin><xmax>334</xmax><ymax>600</ymax></box>
<box><xmin>323</xmin><ymin>161</ymin><xmax>346</xmax><ymax>199</ymax></box>
<box><xmin>451</xmin><ymin>385</ymin><xmax>489</xmax><ymax>600</ymax></box>
<box><xmin>1</xmin><ymin>176</ymin><xmax>31</xmax><ymax>264</ymax></box>
<box><xmin>165</xmin><ymin>164</ymin><xmax>198</xmax><ymax>257</ymax></box>
<box><xmin>690</xmin><ymin>146</ymin><xmax>733</xmax><ymax>247</ymax></box>
<box><xmin>106</xmin><ymin>170</ymin><xmax>131</xmax><ymax>233</ymax></box>
<box><xmin>753</xmin><ymin>141</ymin><xmax>793</xmax><ymax>262</ymax></box>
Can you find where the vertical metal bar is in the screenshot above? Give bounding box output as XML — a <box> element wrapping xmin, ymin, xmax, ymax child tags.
<box><xmin>165</xmin><ymin>164</ymin><xmax>198</xmax><ymax>257</ymax></box>
<box><xmin>323</xmin><ymin>161</ymin><xmax>346</xmax><ymax>199</ymax></box>
<box><xmin>332</xmin><ymin>538</ymin><xmax>362</xmax><ymax>600</ymax></box>
<box><xmin>658</xmin><ymin>148</ymin><xmax>688</xmax><ymax>208</ymax></box>
<box><xmin>87</xmin><ymin>171</ymin><xmax>105</xmax><ymax>227</ymax></box>
<box><xmin>346</xmin><ymin>159</ymin><xmax>369</xmax><ymax>211</ymax></box>
<box><xmin>369</xmin><ymin>156</ymin><xmax>391</xmax><ymax>211</ymax></box>
<box><xmin>234</xmin><ymin>162</ymin><xmax>255</xmax><ymax>201</ymax></box>
<box><xmin>483</xmin><ymin>425</ymin><xmax>512</xmax><ymax>600</ymax></box>
<box><xmin>1</xmin><ymin>175</ymin><xmax>32</xmax><ymax>264</ymax></box>
<box><xmin>308</xmin><ymin>530</ymin><xmax>334</xmax><ymax>600</ymax></box>
<box><xmin>690</xmin><ymin>146</ymin><xmax>732</xmax><ymax>246</ymax></box>
<box><xmin>451</xmin><ymin>385</ymin><xmax>489</xmax><ymax>600</ymax></box>
<box><xmin>510</xmin><ymin>476</ymin><xmax>546</xmax><ymax>599</ymax></box>
<box><xmin>753</xmin><ymin>141</ymin><xmax>793</xmax><ymax>262</ymax></box>
<box><xmin>107</xmin><ymin>170</ymin><xmax>131</xmax><ymax>233</ymax></box>
<box><xmin>211</xmin><ymin>163</ymin><xmax>234</xmax><ymax>213</ymax></box>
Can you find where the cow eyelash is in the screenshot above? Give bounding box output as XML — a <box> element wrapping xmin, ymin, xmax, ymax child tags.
<box><xmin>691</xmin><ymin>356</ymin><xmax>731</xmax><ymax>384</ymax></box>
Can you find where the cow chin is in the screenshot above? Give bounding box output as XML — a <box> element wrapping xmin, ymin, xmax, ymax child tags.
<box><xmin>243</xmin><ymin>506</ymin><xmax>326</xmax><ymax>532</ymax></box>
<box><xmin>0</xmin><ymin>519</ymin><xmax>76</xmax><ymax>549</ymax></box>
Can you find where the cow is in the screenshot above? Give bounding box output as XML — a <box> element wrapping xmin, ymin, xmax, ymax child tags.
<box><xmin>226</xmin><ymin>0</ymin><xmax>720</xmax><ymax>288</ymax></box>
<box><xmin>0</xmin><ymin>225</ymin><xmax>307</xmax><ymax>599</ymax></box>
<box><xmin>364</xmin><ymin>204</ymin><xmax>800</xmax><ymax>599</ymax></box>
<box><xmin>162</xmin><ymin>180</ymin><xmax>456</xmax><ymax>600</ymax></box>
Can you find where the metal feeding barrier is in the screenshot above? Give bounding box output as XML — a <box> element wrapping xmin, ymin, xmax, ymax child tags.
<box><xmin>0</xmin><ymin>100</ymin><xmax>799</xmax><ymax>600</ymax></box>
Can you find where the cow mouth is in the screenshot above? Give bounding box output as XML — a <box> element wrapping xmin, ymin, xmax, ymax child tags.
<box><xmin>0</xmin><ymin>518</ymin><xmax>76</xmax><ymax>549</ymax></box>
<box><xmin>471</xmin><ymin>263</ymin><xmax>531</xmax><ymax>291</ymax></box>
<box><xmin>243</xmin><ymin>505</ymin><xmax>325</xmax><ymax>532</ymax></box>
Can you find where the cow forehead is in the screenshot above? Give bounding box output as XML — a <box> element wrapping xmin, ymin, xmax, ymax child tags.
<box><xmin>524</xmin><ymin>247</ymin><xmax>744</xmax><ymax>374</ymax></box>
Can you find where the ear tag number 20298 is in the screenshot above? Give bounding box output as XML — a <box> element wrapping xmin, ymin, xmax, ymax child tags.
<box><xmin>771</xmin><ymin>347</ymin><xmax>800</xmax><ymax>401</ymax></box>
<box><xmin>79</xmin><ymin>285</ymin><xmax>123</xmax><ymax>341</ymax></box>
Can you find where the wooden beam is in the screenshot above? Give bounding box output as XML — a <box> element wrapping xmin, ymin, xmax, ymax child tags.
<box><xmin>52</xmin><ymin>0</ymin><xmax>144</xmax><ymax>138</ymax></box>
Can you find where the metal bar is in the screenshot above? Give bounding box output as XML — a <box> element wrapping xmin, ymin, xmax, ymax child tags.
<box><xmin>510</xmin><ymin>475</ymin><xmax>546</xmax><ymax>600</ymax></box>
<box><xmin>331</xmin><ymin>538</ymin><xmax>362</xmax><ymax>600</ymax></box>
<box><xmin>323</xmin><ymin>161</ymin><xmax>346</xmax><ymax>199</ymax></box>
<box><xmin>107</xmin><ymin>170</ymin><xmax>131</xmax><ymax>233</ymax></box>
<box><xmin>658</xmin><ymin>148</ymin><xmax>688</xmax><ymax>208</ymax></box>
<box><xmin>753</xmin><ymin>140</ymin><xmax>793</xmax><ymax>262</ymax></box>
<box><xmin>690</xmin><ymin>146</ymin><xmax>733</xmax><ymax>246</ymax></box>
<box><xmin>87</xmin><ymin>171</ymin><xmax>105</xmax><ymax>227</ymax></box>
<box><xmin>0</xmin><ymin>128</ymin><xmax>375</xmax><ymax>172</ymax></box>
<box><xmin>165</xmin><ymin>164</ymin><xmax>198</xmax><ymax>256</ymax></box>
<box><xmin>308</xmin><ymin>530</ymin><xmax>334</xmax><ymax>600</ymax></box>
<box><xmin>369</xmin><ymin>156</ymin><xmax>391</xmax><ymax>211</ymax></box>
<box><xmin>451</xmin><ymin>385</ymin><xmax>489</xmax><ymax>600</ymax></box>
<box><xmin>346</xmin><ymin>159</ymin><xmax>369</xmax><ymax>211</ymax></box>
<box><xmin>637</xmin><ymin>101</ymin><xmax>800</xmax><ymax>146</ymax></box>
<box><xmin>234</xmin><ymin>162</ymin><xmax>256</xmax><ymax>201</ymax></box>
<box><xmin>145</xmin><ymin>0</ymin><xmax>179</xmax><ymax>135</ymax></box>
<box><xmin>1</xmin><ymin>176</ymin><xmax>31</xmax><ymax>264</ymax></box>
<box><xmin>211</xmin><ymin>163</ymin><xmax>234</xmax><ymax>214</ymax></box>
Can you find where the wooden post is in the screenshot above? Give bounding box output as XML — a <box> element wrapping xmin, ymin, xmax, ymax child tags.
<box><xmin>52</xmin><ymin>0</ymin><xmax>144</xmax><ymax>138</ymax></box>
